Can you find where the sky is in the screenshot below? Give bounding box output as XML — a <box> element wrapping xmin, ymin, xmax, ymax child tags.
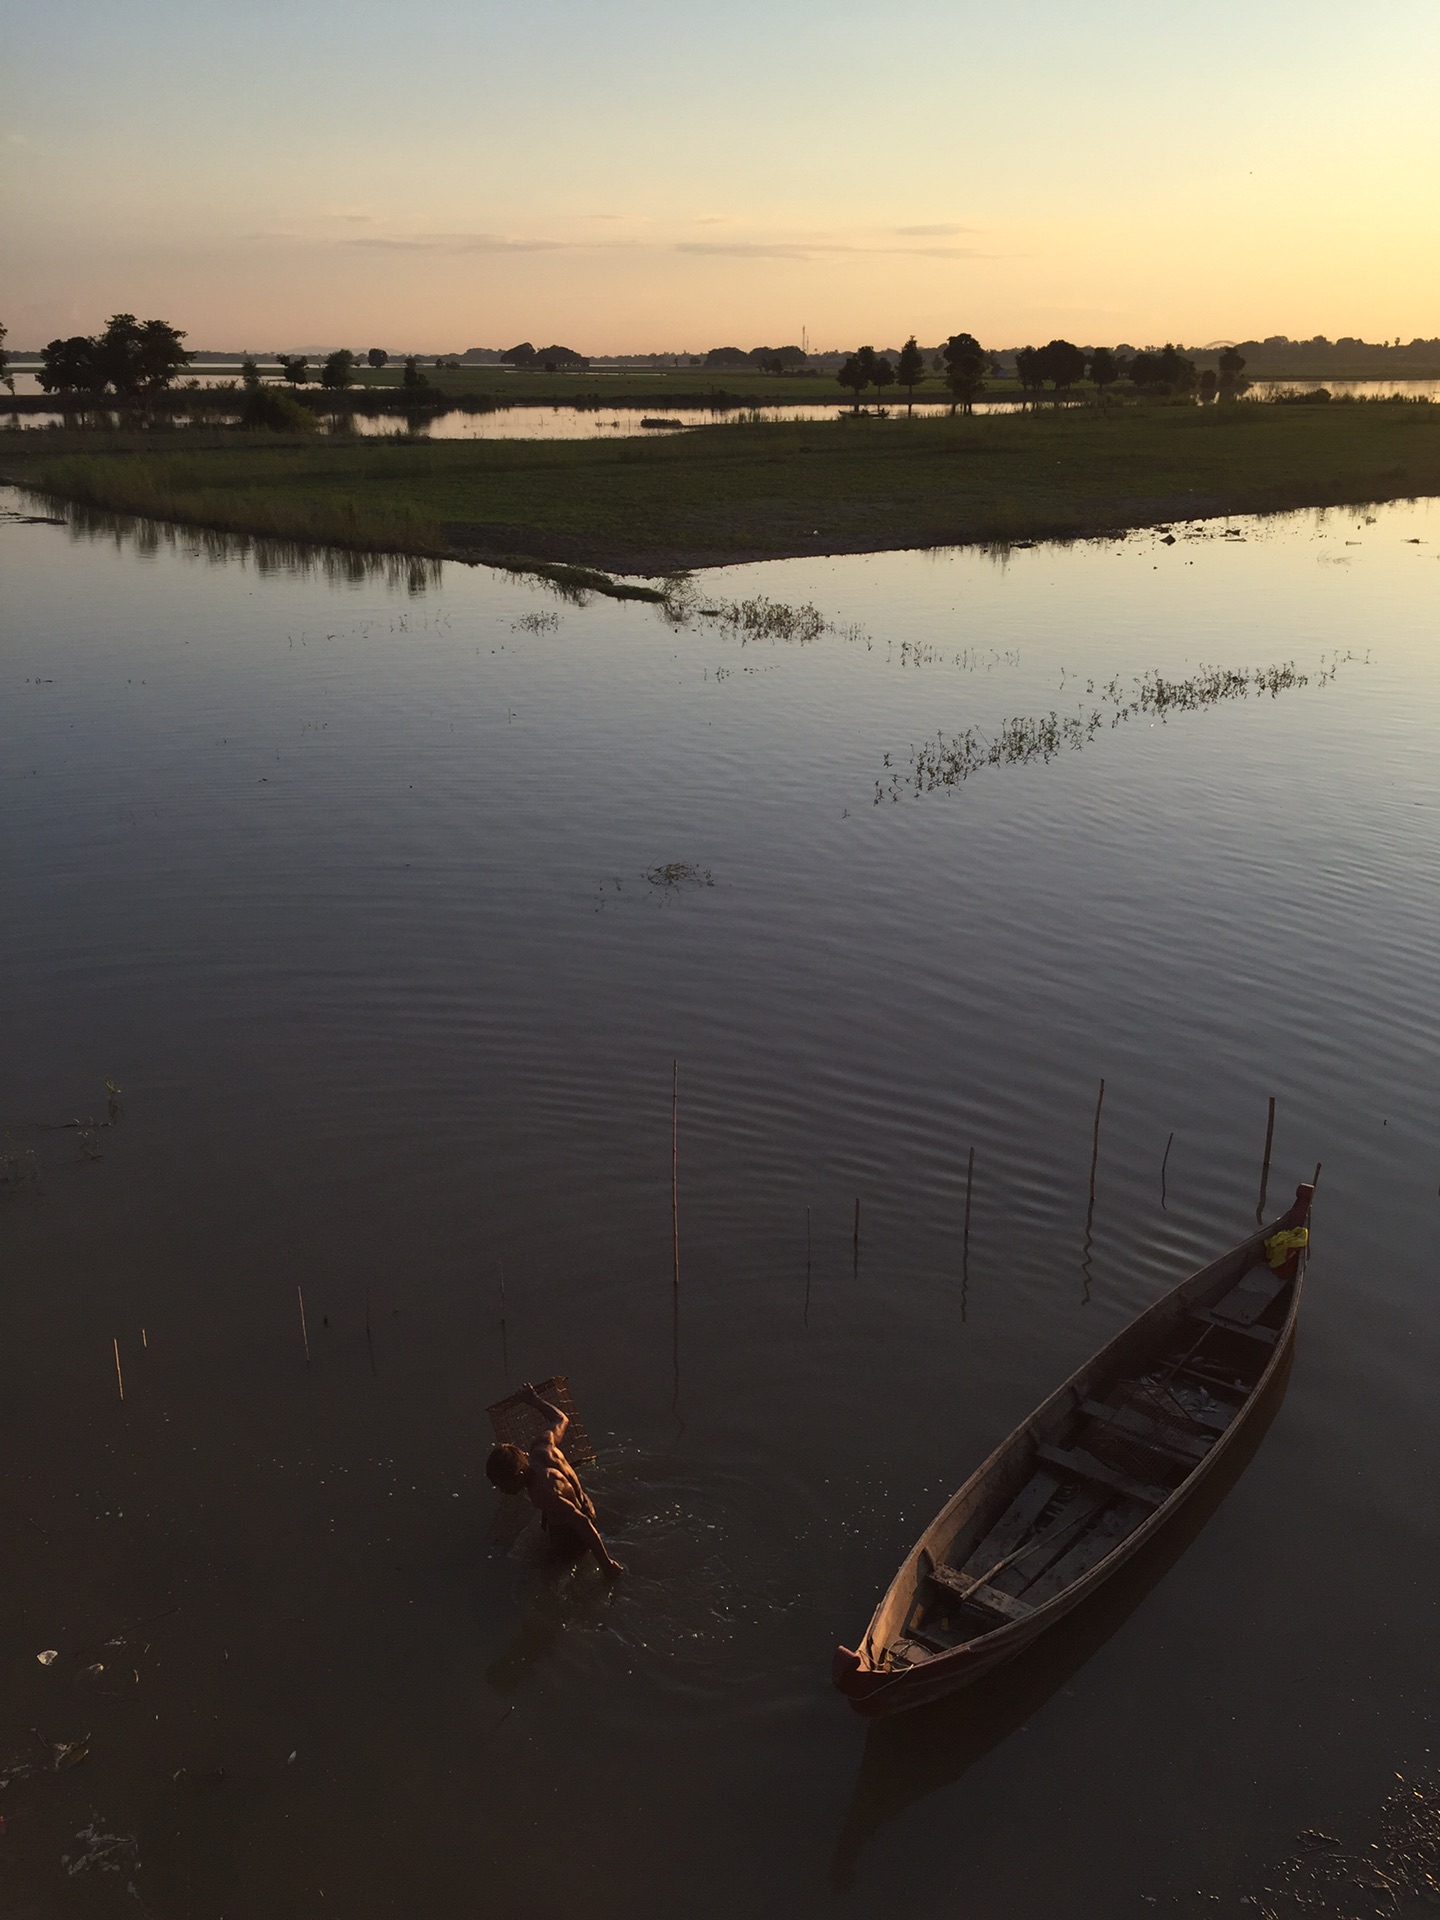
<box><xmin>2</xmin><ymin>0</ymin><xmax>1438</xmax><ymax>354</ymax></box>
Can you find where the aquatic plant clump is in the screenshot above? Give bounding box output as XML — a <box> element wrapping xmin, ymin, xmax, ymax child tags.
<box><xmin>699</xmin><ymin>595</ymin><xmax>828</xmax><ymax>645</ymax></box>
<box><xmin>894</xmin><ymin>658</ymin><xmax>1349</xmax><ymax>801</ymax></box>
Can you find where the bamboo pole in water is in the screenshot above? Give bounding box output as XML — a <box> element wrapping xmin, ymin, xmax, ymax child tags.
<box><xmin>1161</xmin><ymin>1130</ymin><xmax>1174</xmax><ymax>1209</ymax></box>
<box><xmin>297</xmin><ymin>1286</ymin><xmax>310</xmax><ymax>1365</ymax></box>
<box><xmin>113</xmin><ymin>1338</ymin><xmax>124</xmax><ymax>1404</ymax></box>
<box><xmin>672</xmin><ymin>1061</ymin><xmax>679</xmax><ymax>1291</ymax></box>
<box><xmin>853</xmin><ymin>1197</ymin><xmax>860</xmax><ymax>1252</ymax></box>
<box><xmin>1257</xmin><ymin>1096</ymin><xmax>1277</xmax><ymax>1222</ymax></box>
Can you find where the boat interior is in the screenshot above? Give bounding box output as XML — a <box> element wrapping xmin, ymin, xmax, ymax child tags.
<box><xmin>877</xmin><ymin>1252</ymin><xmax>1297</xmax><ymax>1672</ymax></box>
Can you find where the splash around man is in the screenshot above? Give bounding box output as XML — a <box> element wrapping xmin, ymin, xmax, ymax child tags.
<box><xmin>486</xmin><ymin>1382</ymin><xmax>624</xmax><ymax>1579</ymax></box>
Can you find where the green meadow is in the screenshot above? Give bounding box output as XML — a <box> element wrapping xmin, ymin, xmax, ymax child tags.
<box><xmin>6</xmin><ymin>401</ymin><xmax>1439</xmax><ymax>579</ymax></box>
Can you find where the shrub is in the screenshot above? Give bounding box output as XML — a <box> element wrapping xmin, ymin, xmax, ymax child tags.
<box><xmin>239</xmin><ymin>386</ymin><xmax>317</xmax><ymax>432</ymax></box>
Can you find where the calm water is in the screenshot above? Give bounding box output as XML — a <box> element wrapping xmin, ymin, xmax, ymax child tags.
<box><xmin>7</xmin><ymin>380</ymin><xmax>1439</xmax><ymax>438</ymax></box>
<box><xmin>3</xmin><ymin>491</ymin><xmax>1439</xmax><ymax>1918</ymax></box>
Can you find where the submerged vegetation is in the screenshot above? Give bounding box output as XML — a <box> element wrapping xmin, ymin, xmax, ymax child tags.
<box><xmin>891</xmin><ymin>657</ymin><xmax>1359</xmax><ymax>800</ymax></box>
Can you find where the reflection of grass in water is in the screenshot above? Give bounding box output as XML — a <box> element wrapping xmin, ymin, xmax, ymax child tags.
<box><xmin>647</xmin><ymin>863</ymin><xmax>714</xmax><ymax>890</ymax></box>
<box><xmin>895</xmin><ymin>656</ymin><xmax>1361</xmax><ymax>800</ymax></box>
<box><xmin>1238</xmin><ymin>1764</ymin><xmax>1440</xmax><ymax>1917</ymax></box>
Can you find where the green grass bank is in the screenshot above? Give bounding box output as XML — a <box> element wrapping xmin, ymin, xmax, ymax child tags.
<box><xmin>5</xmin><ymin>402</ymin><xmax>1439</xmax><ymax>578</ymax></box>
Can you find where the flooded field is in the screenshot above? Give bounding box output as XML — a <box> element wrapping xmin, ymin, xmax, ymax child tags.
<box><xmin>2</xmin><ymin>491</ymin><xmax>1439</xmax><ymax>1917</ymax></box>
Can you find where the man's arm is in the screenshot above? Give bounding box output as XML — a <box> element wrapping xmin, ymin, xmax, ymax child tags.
<box><xmin>520</xmin><ymin>1381</ymin><xmax>568</xmax><ymax>1444</ymax></box>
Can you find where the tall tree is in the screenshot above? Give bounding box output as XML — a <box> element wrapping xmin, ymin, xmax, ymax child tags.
<box><xmin>895</xmin><ymin>336</ymin><xmax>926</xmax><ymax>411</ymax></box>
<box><xmin>942</xmin><ymin>333</ymin><xmax>986</xmax><ymax>414</ymax></box>
<box><xmin>1217</xmin><ymin>346</ymin><xmax>1248</xmax><ymax>397</ymax></box>
<box><xmin>38</xmin><ymin>335</ymin><xmax>105</xmax><ymax>394</ymax></box>
<box><xmin>870</xmin><ymin>353</ymin><xmax>895</xmax><ymax>407</ymax></box>
<box><xmin>366</xmin><ymin>347</ymin><xmax>389</xmax><ymax>371</ymax></box>
<box><xmin>1088</xmin><ymin>347</ymin><xmax>1118</xmax><ymax>395</ymax></box>
<box><xmin>1015</xmin><ymin>345</ymin><xmax>1045</xmax><ymax>399</ymax></box>
<box><xmin>320</xmin><ymin>348</ymin><xmax>357</xmax><ymax>390</ymax></box>
<box><xmin>837</xmin><ymin>347</ymin><xmax>878</xmax><ymax>411</ymax></box>
<box><xmin>1036</xmin><ymin>339</ymin><xmax>1087</xmax><ymax>394</ymax></box>
<box><xmin>277</xmin><ymin>354</ymin><xmax>310</xmax><ymax>386</ymax></box>
<box><xmin>0</xmin><ymin>320</ymin><xmax>11</xmax><ymax>395</ymax></box>
<box><xmin>240</xmin><ymin>355</ymin><xmax>261</xmax><ymax>391</ymax></box>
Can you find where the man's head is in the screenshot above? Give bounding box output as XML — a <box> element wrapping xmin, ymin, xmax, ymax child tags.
<box><xmin>486</xmin><ymin>1442</ymin><xmax>528</xmax><ymax>1494</ymax></box>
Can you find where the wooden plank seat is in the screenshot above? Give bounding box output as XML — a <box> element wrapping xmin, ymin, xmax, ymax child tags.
<box><xmin>1190</xmin><ymin>1310</ymin><xmax>1280</xmax><ymax>1348</ymax></box>
<box><xmin>953</xmin><ymin>1470</ymin><xmax>1062</xmax><ymax>1580</ymax></box>
<box><xmin>1209</xmin><ymin>1269</ymin><xmax>1284</xmax><ymax>1327</ymax></box>
<box><xmin>1036</xmin><ymin>1442</ymin><xmax>1170</xmax><ymax>1508</ymax></box>
<box><xmin>1079</xmin><ymin>1398</ymin><xmax>1212</xmax><ymax>1465</ymax></box>
<box><xmin>926</xmin><ymin>1561</ymin><xmax>1034</xmax><ymax>1623</ymax></box>
<box><xmin>1021</xmin><ymin>1499</ymin><xmax>1149</xmax><ymax>1608</ymax></box>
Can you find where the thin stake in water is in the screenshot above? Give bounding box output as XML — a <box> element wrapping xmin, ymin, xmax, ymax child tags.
<box><xmin>1256</xmin><ymin>1095</ymin><xmax>1277</xmax><ymax>1222</ymax></box>
<box><xmin>962</xmin><ymin>1146</ymin><xmax>974</xmax><ymax>1322</ymax></box>
<box><xmin>672</xmin><ymin>1060</ymin><xmax>680</xmax><ymax>1291</ymax></box>
<box><xmin>113</xmin><ymin>1337</ymin><xmax>124</xmax><ymax>1404</ymax></box>
<box><xmin>1082</xmin><ymin>1078</ymin><xmax>1105</xmax><ymax>1304</ymax></box>
<box><xmin>1161</xmin><ymin>1130</ymin><xmax>1174</xmax><ymax>1209</ymax></box>
<box><xmin>297</xmin><ymin>1285</ymin><xmax>310</xmax><ymax>1365</ymax></box>
<box><xmin>804</xmin><ymin>1205</ymin><xmax>812</xmax><ymax>1326</ymax></box>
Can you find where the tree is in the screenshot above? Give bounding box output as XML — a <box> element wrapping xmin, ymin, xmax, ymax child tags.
<box><xmin>320</xmin><ymin>348</ymin><xmax>357</xmax><ymax>390</ymax></box>
<box><xmin>38</xmin><ymin>335</ymin><xmax>105</xmax><ymax>394</ymax></box>
<box><xmin>366</xmin><ymin>347</ymin><xmax>389</xmax><ymax>371</ymax></box>
<box><xmin>1015</xmin><ymin>345</ymin><xmax>1045</xmax><ymax>399</ymax></box>
<box><xmin>895</xmin><ymin>336</ymin><xmax>926</xmax><ymax>410</ymax></box>
<box><xmin>1198</xmin><ymin>369</ymin><xmax>1219</xmax><ymax>403</ymax></box>
<box><xmin>837</xmin><ymin>347</ymin><xmax>877</xmax><ymax>411</ymax></box>
<box><xmin>38</xmin><ymin>314</ymin><xmax>189</xmax><ymax>397</ymax></box>
<box><xmin>941</xmin><ymin>332</ymin><xmax>986</xmax><ymax>413</ymax></box>
<box><xmin>240</xmin><ymin>355</ymin><xmax>261</xmax><ymax>391</ymax></box>
<box><xmin>1154</xmin><ymin>343</ymin><xmax>1197</xmax><ymax>395</ymax></box>
<box><xmin>1036</xmin><ymin>338</ymin><xmax>1087</xmax><ymax>394</ymax></box>
<box><xmin>1218</xmin><ymin>346</ymin><xmax>1248</xmax><ymax>398</ymax></box>
<box><xmin>401</xmin><ymin>355</ymin><xmax>429</xmax><ymax>393</ymax></box>
<box><xmin>277</xmin><ymin>354</ymin><xmax>309</xmax><ymax>386</ymax></box>
<box><xmin>0</xmin><ymin>320</ymin><xmax>11</xmax><ymax>395</ymax></box>
<box><xmin>1088</xmin><ymin>347</ymin><xmax>1118</xmax><ymax>396</ymax></box>
<box><xmin>870</xmin><ymin>353</ymin><xmax>895</xmax><ymax>406</ymax></box>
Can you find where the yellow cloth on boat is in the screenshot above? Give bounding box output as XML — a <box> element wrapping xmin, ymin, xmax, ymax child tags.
<box><xmin>1263</xmin><ymin>1226</ymin><xmax>1309</xmax><ymax>1270</ymax></box>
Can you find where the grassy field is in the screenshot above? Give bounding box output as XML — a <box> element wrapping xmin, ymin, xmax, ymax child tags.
<box><xmin>5</xmin><ymin>401</ymin><xmax>1439</xmax><ymax>579</ymax></box>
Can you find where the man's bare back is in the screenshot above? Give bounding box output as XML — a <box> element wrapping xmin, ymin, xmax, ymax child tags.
<box><xmin>487</xmin><ymin>1383</ymin><xmax>624</xmax><ymax>1579</ymax></box>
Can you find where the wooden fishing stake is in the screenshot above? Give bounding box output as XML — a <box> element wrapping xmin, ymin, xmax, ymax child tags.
<box><xmin>1089</xmin><ymin>1079</ymin><xmax>1106</xmax><ymax>1202</ymax></box>
<box><xmin>962</xmin><ymin>1147</ymin><xmax>975</xmax><ymax>1323</ymax></box>
<box><xmin>1256</xmin><ymin>1096</ymin><xmax>1277</xmax><ymax>1222</ymax></box>
<box><xmin>853</xmin><ymin>1197</ymin><xmax>861</xmax><ymax>1250</ymax></box>
<box><xmin>141</xmin><ymin>1327</ymin><xmax>148</xmax><ymax>1350</ymax></box>
<box><xmin>1161</xmin><ymin>1131</ymin><xmax>1175</xmax><ymax>1210</ymax></box>
<box><xmin>113</xmin><ymin>1338</ymin><xmax>124</xmax><ymax>1404</ymax></box>
<box><xmin>671</xmin><ymin>1060</ymin><xmax>679</xmax><ymax>1291</ymax></box>
<box><xmin>297</xmin><ymin>1286</ymin><xmax>310</xmax><ymax>1365</ymax></box>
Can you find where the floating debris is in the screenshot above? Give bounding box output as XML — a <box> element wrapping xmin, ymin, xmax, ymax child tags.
<box><xmin>1238</xmin><ymin>1766</ymin><xmax>1440</xmax><ymax>1917</ymax></box>
<box><xmin>62</xmin><ymin>1819</ymin><xmax>138</xmax><ymax>1876</ymax></box>
<box><xmin>646</xmin><ymin>863</ymin><xmax>714</xmax><ymax>890</ymax></box>
<box><xmin>36</xmin><ymin>1649</ymin><xmax>58</xmax><ymax>1667</ymax></box>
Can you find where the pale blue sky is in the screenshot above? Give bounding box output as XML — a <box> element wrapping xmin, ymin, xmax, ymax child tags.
<box><xmin>3</xmin><ymin>0</ymin><xmax>1436</xmax><ymax>349</ymax></box>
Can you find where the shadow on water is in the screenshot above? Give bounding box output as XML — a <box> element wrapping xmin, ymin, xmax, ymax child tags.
<box><xmin>828</xmin><ymin>1347</ymin><xmax>1295</xmax><ymax>1891</ymax></box>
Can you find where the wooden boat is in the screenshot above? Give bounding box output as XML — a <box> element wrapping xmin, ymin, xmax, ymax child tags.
<box><xmin>833</xmin><ymin>1183</ymin><xmax>1315</xmax><ymax>1716</ymax></box>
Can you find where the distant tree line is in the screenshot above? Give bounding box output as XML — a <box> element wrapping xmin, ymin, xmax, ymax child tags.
<box><xmin>501</xmin><ymin>342</ymin><xmax>589</xmax><ymax>371</ymax></box>
<box><xmin>704</xmin><ymin>344</ymin><xmax>809</xmax><ymax>372</ymax></box>
<box><xmin>835</xmin><ymin>333</ymin><xmax>990</xmax><ymax>412</ymax></box>
<box><xmin>37</xmin><ymin>314</ymin><xmax>191</xmax><ymax>396</ymax></box>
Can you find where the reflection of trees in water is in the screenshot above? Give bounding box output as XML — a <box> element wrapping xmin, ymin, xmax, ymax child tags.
<box><xmin>36</xmin><ymin>494</ymin><xmax>441</xmax><ymax>595</ymax></box>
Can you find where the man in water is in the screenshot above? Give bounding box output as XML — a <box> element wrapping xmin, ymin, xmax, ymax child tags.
<box><xmin>486</xmin><ymin>1382</ymin><xmax>624</xmax><ymax>1579</ymax></box>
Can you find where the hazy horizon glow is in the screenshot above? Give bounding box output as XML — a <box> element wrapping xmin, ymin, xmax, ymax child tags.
<box><xmin>3</xmin><ymin>0</ymin><xmax>1438</xmax><ymax>353</ymax></box>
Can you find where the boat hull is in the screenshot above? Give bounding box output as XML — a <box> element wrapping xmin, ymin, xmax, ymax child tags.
<box><xmin>834</xmin><ymin>1195</ymin><xmax>1311</xmax><ymax>1716</ymax></box>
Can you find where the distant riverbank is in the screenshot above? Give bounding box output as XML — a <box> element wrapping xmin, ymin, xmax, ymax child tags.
<box><xmin>5</xmin><ymin>402</ymin><xmax>1439</xmax><ymax>584</ymax></box>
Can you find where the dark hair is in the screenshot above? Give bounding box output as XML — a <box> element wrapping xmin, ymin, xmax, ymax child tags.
<box><xmin>486</xmin><ymin>1442</ymin><xmax>528</xmax><ymax>1493</ymax></box>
